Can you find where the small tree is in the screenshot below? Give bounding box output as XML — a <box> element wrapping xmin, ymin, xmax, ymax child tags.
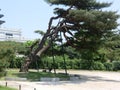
<box><xmin>0</xmin><ymin>41</ymin><xmax>26</xmax><ymax>72</ymax></box>
<box><xmin>0</xmin><ymin>48</ymin><xmax>14</xmax><ymax>77</ymax></box>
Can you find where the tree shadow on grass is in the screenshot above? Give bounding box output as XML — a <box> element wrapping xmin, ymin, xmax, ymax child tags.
<box><xmin>10</xmin><ymin>71</ymin><xmax>69</xmax><ymax>81</ymax></box>
<box><xmin>36</xmin><ymin>73</ymin><xmax>120</xmax><ymax>85</ymax></box>
<box><xmin>5</xmin><ymin>70</ymin><xmax>120</xmax><ymax>85</ymax></box>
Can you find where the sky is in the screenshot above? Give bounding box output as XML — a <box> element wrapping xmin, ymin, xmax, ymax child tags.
<box><xmin>0</xmin><ymin>0</ymin><xmax>120</xmax><ymax>40</ymax></box>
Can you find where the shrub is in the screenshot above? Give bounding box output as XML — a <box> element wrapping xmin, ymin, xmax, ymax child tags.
<box><xmin>0</xmin><ymin>62</ymin><xmax>6</xmax><ymax>77</ymax></box>
<box><xmin>0</xmin><ymin>71</ymin><xmax>7</xmax><ymax>77</ymax></box>
<box><xmin>80</xmin><ymin>60</ymin><xmax>93</xmax><ymax>70</ymax></box>
<box><xmin>104</xmin><ymin>62</ymin><xmax>113</xmax><ymax>71</ymax></box>
<box><xmin>0</xmin><ymin>66</ymin><xmax>4</xmax><ymax>72</ymax></box>
<box><xmin>112</xmin><ymin>61</ymin><xmax>120</xmax><ymax>71</ymax></box>
<box><xmin>9</xmin><ymin>57</ymin><xmax>24</xmax><ymax>68</ymax></box>
<box><xmin>92</xmin><ymin>61</ymin><xmax>105</xmax><ymax>70</ymax></box>
<box><xmin>0</xmin><ymin>59</ymin><xmax>6</xmax><ymax>72</ymax></box>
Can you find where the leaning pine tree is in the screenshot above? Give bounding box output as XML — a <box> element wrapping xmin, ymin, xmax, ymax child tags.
<box><xmin>20</xmin><ymin>0</ymin><xmax>119</xmax><ymax>72</ymax></box>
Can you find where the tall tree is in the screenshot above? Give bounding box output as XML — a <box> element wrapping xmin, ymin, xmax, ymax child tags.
<box><xmin>20</xmin><ymin>0</ymin><xmax>119</xmax><ymax>72</ymax></box>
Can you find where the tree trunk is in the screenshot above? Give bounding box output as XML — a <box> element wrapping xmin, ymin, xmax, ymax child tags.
<box><xmin>19</xmin><ymin>57</ymin><xmax>31</xmax><ymax>72</ymax></box>
<box><xmin>19</xmin><ymin>44</ymin><xmax>51</xmax><ymax>72</ymax></box>
<box><xmin>19</xmin><ymin>15</ymin><xmax>62</xmax><ymax>72</ymax></box>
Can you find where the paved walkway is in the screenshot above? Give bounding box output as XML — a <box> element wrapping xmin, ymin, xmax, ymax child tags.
<box><xmin>0</xmin><ymin>70</ymin><xmax>120</xmax><ymax>90</ymax></box>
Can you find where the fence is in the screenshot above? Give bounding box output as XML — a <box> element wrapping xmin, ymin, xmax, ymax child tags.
<box><xmin>0</xmin><ymin>81</ymin><xmax>37</xmax><ymax>90</ymax></box>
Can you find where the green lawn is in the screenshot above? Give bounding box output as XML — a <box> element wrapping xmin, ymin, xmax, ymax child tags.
<box><xmin>0</xmin><ymin>86</ymin><xmax>17</xmax><ymax>90</ymax></box>
<box><xmin>1</xmin><ymin>69</ymin><xmax>69</xmax><ymax>81</ymax></box>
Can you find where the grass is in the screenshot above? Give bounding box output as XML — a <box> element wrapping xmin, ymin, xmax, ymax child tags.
<box><xmin>1</xmin><ymin>69</ymin><xmax>69</xmax><ymax>81</ymax></box>
<box><xmin>0</xmin><ymin>86</ymin><xmax>17</xmax><ymax>90</ymax></box>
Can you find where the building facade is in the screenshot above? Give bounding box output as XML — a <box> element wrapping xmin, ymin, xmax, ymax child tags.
<box><xmin>0</xmin><ymin>28</ymin><xmax>21</xmax><ymax>41</ymax></box>
<box><xmin>0</xmin><ymin>28</ymin><xmax>28</xmax><ymax>42</ymax></box>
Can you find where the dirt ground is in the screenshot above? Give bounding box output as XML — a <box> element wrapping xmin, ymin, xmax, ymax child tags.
<box><xmin>0</xmin><ymin>70</ymin><xmax>120</xmax><ymax>90</ymax></box>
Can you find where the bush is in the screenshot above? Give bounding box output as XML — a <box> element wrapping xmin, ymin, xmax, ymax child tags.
<box><xmin>80</xmin><ymin>60</ymin><xmax>93</xmax><ymax>70</ymax></box>
<box><xmin>0</xmin><ymin>59</ymin><xmax>6</xmax><ymax>72</ymax></box>
<box><xmin>104</xmin><ymin>62</ymin><xmax>113</xmax><ymax>71</ymax></box>
<box><xmin>92</xmin><ymin>61</ymin><xmax>105</xmax><ymax>70</ymax></box>
<box><xmin>0</xmin><ymin>71</ymin><xmax>7</xmax><ymax>77</ymax></box>
<box><xmin>9</xmin><ymin>57</ymin><xmax>24</xmax><ymax>68</ymax></box>
<box><xmin>112</xmin><ymin>61</ymin><xmax>120</xmax><ymax>71</ymax></box>
<box><xmin>0</xmin><ymin>66</ymin><xmax>4</xmax><ymax>72</ymax></box>
<box><xmin>39</xmin><ymin>56</ymin><xmax>81</xmax><ymax>70</ymax></box>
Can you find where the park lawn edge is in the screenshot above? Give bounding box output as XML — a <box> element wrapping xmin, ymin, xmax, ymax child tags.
<box><xmin>0</xmin><ymin>85</ymin><xmax>17</xmax><ymax>90</ymax></box>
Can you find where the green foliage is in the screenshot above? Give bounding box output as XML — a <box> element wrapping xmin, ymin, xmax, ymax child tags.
<box><xmin>45</xmin><ymin>0</ymin><xmax>112</xmax><ymax>10</ymax></box>
<box><xmin>0</xmin><ymin>49</ymin><xmax>13</xmax><ymax>71</ymax></box>
<box><xmin>79</xmin><ymin>59</ymin><xmax>93</xmax><ymax>70</ymax></box>
<box><xmin>0</xmin><ymin>41</ymin><xmax>25</xmax><ymax>53</ymax></box>
<box><xmin>24</xmin><ymin>40</ymin><xmax>34</xmax><ymax>47</ymax></box>
<box><xmin>43</xmin><ymin>0</ymin><xmax>120</xmax><ymax>71</ymax></box>
<box><xmin>0</xmin><ymin>86</ymin><xmax>17</xmax><ymax>90</ymax></box>
<box><xmin>0</xmin><ymin>41</ymin><xmax>26</xmax><ymax>71</ymax></box>
<box><xmin>92</xmin><ymin>61</ymin><xmax>105</xmax><ymax>70</ymax></box>
<box><xmin>29</xmin><ymin>55</ymin><xmax>81</xmax><ymax>70</ymax></box>
<box><xmin>34</xmin><ymin>30</ymin><xmax>45</xmax><ymax>36</ymax></box>
<box><xmin>112</xmin><ymin>61</ymin><xmax>120</xmax><ymax>71</ymax></box>
<box><xmin>0</xmin><ymin>11</ymin><xmax>5</xmax><ymax>25</ymax></box>
<box><xmin>80</xmin><ymin>60</ymin><xmax>106</xmax><ymax>70</ymax></box>
<box><xmin>0</xmin><ymin>72</ymin><xmax>6</xmax><ymax>77</ymax></box>
<box><xmin>104</xmin><ymin>33</ymin><xmax>120</xmax><ymax>61</ymax></box>
<box><xmin>9</xmin><ymin>57</ymin><xmax>24</xmax><ymax>68</ymax></box>
<box><xmin>104</xmin><ymin>62</ymin><xmax>113</xmax><ymax>71</ymax></box>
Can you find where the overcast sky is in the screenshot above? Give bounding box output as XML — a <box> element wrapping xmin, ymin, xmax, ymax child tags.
<box><xmin>0</xmin><ymin>0</ymin><xmax>120</xmax><ymax>40</ymax></box>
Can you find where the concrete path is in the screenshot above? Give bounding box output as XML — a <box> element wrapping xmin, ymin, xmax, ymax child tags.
<box><xmin>0</xmin><ymin>70</ymin><xmax>120</xmax><ymax>90</ymax></box>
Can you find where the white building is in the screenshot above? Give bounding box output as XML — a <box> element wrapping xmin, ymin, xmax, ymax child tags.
<box><xmin>0</xmin><ymin>27</ymin><xmax>29</xmax><ymax>42</ymax></box>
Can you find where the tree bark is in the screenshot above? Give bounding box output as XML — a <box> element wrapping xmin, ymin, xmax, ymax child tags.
<box><xmin>19</xmin><ymin>15</ymin><xmax>63</xmax><ymax>72</ymax></box>
<box><xmin>19</xmin><ymin>57</ymin><xmax>31</xmax><ymax>72</ymax></box>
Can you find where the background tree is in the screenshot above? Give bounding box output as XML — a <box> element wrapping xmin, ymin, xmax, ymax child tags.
<box><xmin>0</xmin><ymin>9</ymin><xmax>5</xmax><ymax>25</ymax></box>
<box><xmin>20</xmin><ymin>0</ymin><xmax>119</xmax><ymax>72</ymax></box>
<box><xmin>0</xmin><ymin>41</ymin><xmax>26</xmax><ymax>71</ymax></box>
